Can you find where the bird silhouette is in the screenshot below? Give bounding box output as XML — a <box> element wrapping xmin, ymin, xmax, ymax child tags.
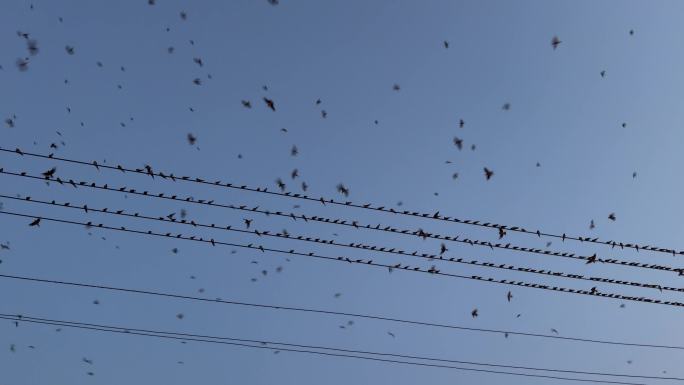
<box><xmin>471</xmin><ymin>308</ymin><xmax>478</xmax><ymax>318</ymax></box>
<box><xmin>507</xmin><ymin>291</ymin><xmax>513</xmax><ymax>302</ymax></box>
<box><xmin>600</xmin><ymin>70</ymin><xmax>606</xmax><ymax>78</ymax></box>
<box><xmin>551</xmin><ymin>35</ymin><xmax>561</xmax><ymax>49</ymax></box>
<box><xmin>187</xmin><ymin>133</ymin><xmax>197</xmax><ymax>145</ymax></box>
<box><xmin>608</xmin><ymin>213</ymin><xmax>616</xmax><ymax>221</ymax></box>
<box><xmin>443</xmin><ymin>40</ymin><xmax>449</xmax><ymax>49</ymax></box>
<box><xmin>459</xmin><ymin>119</ymin><xmax>464</xmax><ymax>128</ymax></box>
<box><xmin>291</xmin><ymin>145</ymin><xmax>298</xmax><ymax>156</ymax></box>
<box><xmin>241</xmin><ymin>100</ymin><xmax>252</xmax><ymax>108</ymax></box>
<box><xmin>263</xmin><ymin>97</ymin><xmax>276</xmax><ymax>111</ymax></box>
<box><xmin>29</xmin><ymin>218</ymin><xmax>41</xmax><ymax>227</ymax></box>
<box><xmin>337</xmin><ymin>183</ymin><xmax>350</xmax><ymax>197</ymax></box>
<box><xmin>244</xmin><ymin>219</ymin><xmax>253</xmax><ymax>229</ymax></box>
<box><xmin>484</xmin><ymin>167</ymin><xmax>494</xmax><ymax>180</ymax></box>
<box><xmin>453</xmin><ymin>137</ymin><xmax>463</xmax><ymax>150</ymax></box>
<box><xmin>41</xmin><ymin>167</ymin><xmax>56</xmax><ymax>179</ymax></box>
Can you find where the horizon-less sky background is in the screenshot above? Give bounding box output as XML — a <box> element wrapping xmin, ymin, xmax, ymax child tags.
<box><xmin>3</xmin><ymin>0</ymin><xmax>684</xmax><ymax>384</ymax></box>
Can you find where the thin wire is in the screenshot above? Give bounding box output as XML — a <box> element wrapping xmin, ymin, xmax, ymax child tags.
<box><xmin>7</xmin><ymin>194</ymin><xmax>681</xmax><ymax>294</ymax></box>
<box><xmin>1</xmin><ymin>209</ymin><xmax>681</xmax><ymax>308</ymax></box>
<box><xmin>1</xmin><ymin>146</ymin><xmax>679</xmax><ymax>257</ymax></box>
<box><xmin>0</xmin><ymin>314</ymin><xmax>655</xmax><ymax>385</ymax></box>
<box><xmin>2</xmin><ymin>169</ymin><xmax>681</xmax><ymax>276</ymax></box>
<box><xmin>5</xmin><ymin>315</ymin><xmax>675</xmax><ymax>380</ymax></box>
<box><xmin>2</xmin><ymin>272</ymin><xmax>684</xmax><ymax>351</ymax></box>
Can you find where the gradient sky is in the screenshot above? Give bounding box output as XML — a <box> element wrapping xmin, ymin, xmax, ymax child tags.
<box><xmin>2</xmin><ymin>1</ymin><xmax>684</xmax><ymax>384</ymax></box>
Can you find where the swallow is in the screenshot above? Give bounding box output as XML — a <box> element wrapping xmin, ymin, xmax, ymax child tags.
<box><xmin>459</xmin><ymin>119</ymin><xmax>464</xmax><ymax>128</ymax></box>
<box><xmin>471</xmin><ymin>308</ymin><xmax>478</xmax><ymax>318</ymax></box>
<box><xmin>453</xmin><ymin>136</ymin><xmax>463</xmax><ymax>150</ymax></box>
<box><xmin>29</xmin><ymin>218</ymin><xmax>41</xmax><ymax>227</ymax></box>
<box><xmin>244</xmin><ymin>219</ymin><xmax>252</xmax><ymax>229</ymax></box>
<box><xmin>443</xmin><ymin>40</ymin><xmax>449</xmax><ymax>49</ymax></box>
<box><xmin>241</xmin><ymin>100</ymin><xmax>251</xmax><ymax>108</ymax></box>
<box><xmin>507</xmin><ymin>291</ymin><xmax>513</xmax><ymax>302</ymax></box>
<box><xmin>187</xmin><ymin>133</ymin><xmax>197</xmax><ymax>145</ymax></box>
<box><xmin>551</xmin><ymin>35</ymin><xmax>561</xmax><ymax>50</ymax></box>
<box><xmin>41</xmin><ymin>167</ymin><xmax>56</xmax><ymax>179</ymax></box>
<box><xmin>608</xmin><ymin>213</ymin><xmax>616</xmax><ymax>221</ymax></box>
<box><xmin>484</xmin><ymin>167</ymin><xmax>494</xmax><ymax>180</ymax></box>
<box><xmin>263</xmin><ymin>97</ymin><xmax>276</xmax><ymax>111</ymax></box>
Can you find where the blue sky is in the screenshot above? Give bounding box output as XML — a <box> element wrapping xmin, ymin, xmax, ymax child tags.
<box><xmin>2</xmin><ymin>0</ymin><xmax>684</xmax><ymax>384</ymax></box>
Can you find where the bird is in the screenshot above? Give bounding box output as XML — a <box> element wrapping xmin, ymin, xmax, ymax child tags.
<box><xmin>301</xmin><ymin>181</ymin><xmax>308</xmax><ymax>191</ymax></box>
<box><xmin>471</xmin><ymin>308</ymin><xmax>478</xmax><ymax>318</ymax></box>
<box><xmin>502</xmin><ymin>103</ymin><xmax>511</xmax><ymax>111</ymax></box>
<box><xmin>621</xmin><ymin>122</ymin><xmax>627</xmax><ymax>128</ymax></box>
<box><xmin>608</xmin><ymin>213</ymin><xmax>616</xmax><ymax>221</ymax></box>
<box><xmin>443</xmin><ymin>40</ymin><xmax>449</xmax><ymax>49</ymax></box>
<box><xmin>507</xmin><ymin>291</ymin><xmax>513</xmax><ymax>302</ymax></box>
<box><xmin>589</xmin><ymin>220</ymin><xmax>595</xmax><ymax>229</ymax></box>
<box><xmin>187</xmin><ymin>133</ymin><xmax>197</xmax><ymax>145</ymax></box>
<box><xmin>276</xmin><ymin>178</ymin><xmax>286</xmax><ymax>192</ymax></box>
<box><xmin>600</xmin><ymin>70</ymin><xmax>606</xmax><ymax>78</ymax></box>
<box><xmin>263</xmin><ymin>97</ymin><xmax>276</xmax><ymax>111</ymax></box>
<box><xmin>290</xmin><ymin>169</ymin><xmax>299</xmax><ymax>179</ymax></box>
<box><xmin>498</xmin><ymin>227</ymin><xmax>506</xmax><ymax>239</ymax></box>
<box><xmin>484</xmin><ymin>167</ymin><xmax>494</xmax><ymax>180</ymax></box>
<box><xmin>392</xmin><ymin>84</ymin><xmax>400</xmax><ymax>91</ymax></box>
<box><xmin>629</xmin><ymin>29</ymin><xmax>634</xmax><ymax>36</ymax></box>
<box><xmin>83</xmin><ymin>358</ymin><xmax>93</xmax><ymax>365</ymax></box>
<box><xmin>4</xmin><ymin>118</ymin><xmax>14</xmax><ymax>128</ymax></box>
<box><xmin>16</xmin><ymin>58</ymin><xmax>30</xmax><ymax>72</ymax></box>
<box><xmin>337</xmin><ymin>183</ymin><xmax>350</xmax><ymax>197</ymax></box>
<box><xmin>180</xmin><ymin>11</ymin><xmax>187</xmax><ymax>20</ymax></box>
<box><xmin>26</xmin><ymin>39</ymin><xmax>39</xmax><ymax>56</ymax></box>
<box><xmin>551</xmin><ymin>328</ymin><xmax>559</xmax><ymax>334</ymax></box>
<box><xmin>551</xmin><ymin>35</ymin><xmax>561</xmax><ymax>49</ymax></box>
<box><xmin>243</xmin><ymin>219</ymin><xmax>252</xmax><ymax>229</ymax></box>
<box><xmin>241</xmin><ymin>100</ymin><xmax>252</xmax><ymax>108</ymax></box>
<box><xmin>29</xmin><ymin>218</ymin><xmax>41</xmax><ymax>227</ymax></box>
<box><xmin>176</xmin><ymin>313</ymin><xmax>184</xmax><ymax>320</ymax></box>
<box><xmin>268</xmin><ymin>0</ymin><xmax>279</xmax><ymax>4</ymax></box>
<box><xmin>387</xmin><ymin>331</ymin><xmax>395</xmax><ymax>338</ymax></box>
<box><xmin>321</xmin><ymin>110</ymin><xmax>327</xmax><ymax>118</ymax></box>
<box><xmin>459</xmin><ymin>119</ymin><xmax>464</xmax><ymax>128</ymax></box>
<box><xmin>291</xmin><ymin>145</ymin><xmax>298</xmax><ymax>156</ymax></box>
<box><xmin>440</xmin><ymin>243</ymin><xmax>447</xmax><ymax>255</ymax></box>
<box><xmin>65</xmin><ymin>45</ymin><xmax>75</xmax><ymax>55</ymax></box>
<box><xmin>453</xmin><ymin>137</ymin><xmax>463</xmax><ymax>150</ymax></box>
<box><xmin>586</xmin><ymin>253</ymin><xmax>597</xmax><ymax>264</ymax></box>
<box><xmin>42</xmin><ymin>167</ymin><xmax>56</xmax><ymax>179</ymax></box>
<box><xmin>193</xmin><ymin>57</ymin><xmax>203</xmax><ymax>67</ymax></box>
<box><xmin>632</xmin><ymin>171</ymin><xmax>637</xmax><ymax>178</ymax></box>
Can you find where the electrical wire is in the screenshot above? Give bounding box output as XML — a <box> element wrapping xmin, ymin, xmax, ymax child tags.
<box><xmin>6</xmin><ymin>193</ymin><xmax>681</xmax><ymax>294</ymax></box>
<box><xmin>1</xmin><ymin>209</ymin><xmax>681</xmax><ymax>308</ymax></box>
<box><xmin>1</xmin><ymin>146</ymin><xmax>679</xmax><ymax>257</ymax></box>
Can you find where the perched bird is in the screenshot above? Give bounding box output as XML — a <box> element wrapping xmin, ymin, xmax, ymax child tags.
<box><xmin>29</xmin><ymin>218</ymin><xmax>41</xmax><ymax>227</ymax></box>
<box><xmin>484</xmin><ymin>167</ymin><xmax>494</xmax><ymax>180</ymax></box>
<box><xmin>551</xmin><ymin>35</ymin><xmax>562</xmax><ymax>49</ymax></box>
<box><xmin>263</xmin><ymin>97</ymin><xmax>276</xmax><ymax>111</ymax></box>
<box><xmin>586</xmin><ymin>253</ymin><xmax>597</xmax><ymax>264</ymax></box>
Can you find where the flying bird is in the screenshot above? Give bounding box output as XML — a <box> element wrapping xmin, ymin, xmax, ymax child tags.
<box><xmin>471</xmin><ymin>308</ymin><xmax>478</xmax><ymax>318</ymax></box>
<box><xmin>29</xmin><ymin>218</ymin><xmax>41</xmax><ymax>227</ymax></box>
<box><xmin>453</xmin><ymin>137</ymin><xmax>463</xmax><ymax>150</ymax></box>
<box><xmin>443</xmin><ymin>40</ymin><xmax>449</xmax><ymax>49</ymax></box>
<box><xmin>507</xmin><ymin>291</ymin><xmax>513</xmax><ymax>302</ymax></box>
<box><xmin>484</xmin><ymin>167</ymin><xmax>494</xmax><ymax>180</ymax></box>
<box><xmin>337</xmin><ymin>183</ymin><xmax>350</xmax><ymax>197</ymax></box>
<box><xmin>187</xmin><ymin>133</ymin><xmax>197</xmax><ymax>145</ymax></box>
<box><xmin>291</xmin><ymin>145</ymin><xmax>298</xmax><ymax>156</ymax></box>
<box><xmin>600</xmin><ymin>70</ymin><xmax>606</xmax><ymax>78</ymax></box>
<box><xmin>241</xmin><ymin>100</ymin><xmax>252</xmax><ymax>108</ymax></box>
<box><xmin>243</xmin><ymin>219</ymin><xmax>253</xmax><ymax>229</ymax></box>
<box><xmin>42</xmin><ymin>167</ymin><xmax>56</xmax><ymax>179</ymax></box>
<box><xmin>551</xmin><ymin>35</ymin><xmax>561</xmax><ymax>49</ymax></box>
<box><xmin>459</xmin><ymin>119</ymin><xmax>464</xmax><ymax>128</ymax></box>
<box><xmin>263</xmin><ymin>97</ymin><xmax>276</xmax><ymax>111</ymax></box>
<box><xmin>65</xmin><ymin>45</ymin><xmax>75</xmax><ymax>55</ymax></box>
<box><xmin>608</xmin><ymin>213</ymin><xmax>616</xmax><ymax>221</ymax></box>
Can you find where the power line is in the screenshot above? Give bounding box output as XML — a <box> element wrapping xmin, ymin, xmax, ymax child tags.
<box><xmin>5</xmin><ymin>314</ymin><xmax>675</xmax><ymax>380</ymax></box>
<box><xmin>7</xmin><ymin>194</ymin><xmax>681</xmax><ymax>294</ymax></box>
<box><xmin>2</xmin><ymin>272</ymin><xmax>684</xmax><ymax>351</ymax></box>
<box><xmin>2</xmin><ymin>146</ymin><xmax>679</xmax><ymax>258</ymax></box>
<box><xmin>1</xmin><ymin>209</ymin><xmax>681</xmax><ymax>308</ymax></box>
<box><xmin>0</xmin><ymin>313</ymin><xmax>659</xmax><ymax>385</ymax></box>
<box><xmin>2</xmin><ymin>169</ymin><xmax>681</xmax><ymax>276</ymax></box>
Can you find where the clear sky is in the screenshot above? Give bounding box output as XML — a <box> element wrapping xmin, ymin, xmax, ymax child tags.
<box><xmin>2</xmin><ymin>0</ymin><xmax>684</xmax><ymax>384</ymax></box>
